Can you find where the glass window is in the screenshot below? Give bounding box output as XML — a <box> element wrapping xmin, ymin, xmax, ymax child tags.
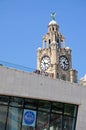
<box><xmin>50</xmin><ymin>113</ymin><xmax>62</xmax><ymax>130</ymax></box>
<box><xmin>22</xmin><ymin>125</ymin><xmax>35</xmax><ymax>130</ymax></box>
<box><xmin>24</xmin><ymin>99</ymin><xmax>37</xmax><ymax>109</ymax></box>
<box><xmin>63</xmin><ymin>116</ymin><xmax>75</xmax><ymax>130</ymax></box>
<box><xmin>0</xmin><ymin>105</ymin><xmax>8</xmax><ymax>130</ymax></box>
<box><xmin>0</xmin><ymin>95</ymin><xmax>78</xmax><ymax>130</ymax></box>
<box><xmin>64</xmin><ymin>104</ymin><xmax>77</xmax><ymax>117</ymax></box>
<box><xmin>52</xmin><ymin>27</ymin><xmax>54</xmax><ymax>31</ymax></box>
<box><xmin>0</xmin><ymin>96</ymin><xmax>9</xmax><ymax>105</ymax></box>
<box><xmin>52</xmin><ymin>102</ymin><xmax>63</xmax><ymax>114</ymax></box>
<box><xmin>9</xmin><ymin>97</ymin><xmax>23</xmax><ymax>107</ymax></box>
<box><xmin>6</xmin><ymin>107</ymin><xmax>22</xmax><ymax>130</ymax></box>
<box><xmin>49</xmin><ymin>39</ymin><xmax>51</xmax><ymax>44</ymax></box>
<box><xmin>37</xmin><ymin>111</ymin><xmax>50</xmax><ymax>130</ymax></box>
<box><xmin>38</xmin><ymin>100</ymin><xmax>51</xmax><ymax>112</ymax></box>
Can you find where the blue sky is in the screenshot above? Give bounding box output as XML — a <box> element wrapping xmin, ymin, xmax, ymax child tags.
<box><xmin>0</xmin><ymin>0</ymin><xmax>86</xmax><ymax>80</ymax></box>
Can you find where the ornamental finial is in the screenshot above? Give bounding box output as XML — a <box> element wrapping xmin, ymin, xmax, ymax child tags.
<box><xmin>50</xmin><ymin>12</ymin><xmax>56</xmax><ymax>20</ymax></box>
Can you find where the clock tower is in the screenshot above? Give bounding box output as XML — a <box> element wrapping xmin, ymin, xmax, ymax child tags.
<box><xmin>37</xmin><ymin>13</ymin><xmax>77</xmax><ymax>83</ymax></box>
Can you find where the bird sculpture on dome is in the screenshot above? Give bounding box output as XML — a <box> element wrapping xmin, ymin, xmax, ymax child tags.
<box><xmin>50</xmin><ymin>12</ymin><xmax>56</xmax><ymax>20</ymax></box>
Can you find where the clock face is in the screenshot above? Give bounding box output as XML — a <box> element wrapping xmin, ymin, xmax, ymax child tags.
<box><xmin>40</xmin><ymin>56</ymin><xmax>50</xmax><ymax>71</ymax></box>
<box><xmin>59</xmin><ymin>55</ymin><xmax>69</xmax><ymax>70</ymax></box>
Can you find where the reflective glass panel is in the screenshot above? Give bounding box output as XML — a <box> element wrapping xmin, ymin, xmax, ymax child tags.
<box><xmin>64</xmin><ymin>104</ymin><xmax>77</xmax><ymax>117</ymax></box>
<box><xmin>24</xmin><ymin>99</ymin><xmax>37</xmax><ymax>109</ymax></box>
<box><xmin>0</xmin><ymin>96</ymin><xmax>9</xmax><ymax>105</ymax></box>
<box><xmin>37</xmin><ymin>111</ymin><xmax>50</xmax><ymax>130</ymax></box>
<box><xmin>6</xmin><ymin>107</ymin><xmax>22</xmax><ymax>130</ymax></box>
<box><xmin>9</xmin><ymin>97</ymin><xmax>23</xmax><ymax>107</ymax></box>
<box><xmin>52</xmin><ymin>102</ymin><xmax>63</xmax><ymax>114</ymax></box>
<box><xmin>50</xmin><ymin>113</ymin><xmax>62</xmax><ymax>130</ymax></box>
<box><xmin>0</xmin><ymin>95</ymin><xmax>78</xmax><ymax>130</ymax></box>
<box><xmin>0</xmin><ymin>105</ymin><xmax>8</xmax><ymax>130</ymax></box>
<box><xmin>22</xmin><ymin>125</ymin><xmax>35</xmax><ymax>130</ymax></box>
<box><xmin>63</xmin><ymin>116</ymin><xmax>75</xmax><ymax>130</ymax></box>
<box><xmin>38</xmin><ymin>100</ymin><xmax>51</xmax><ymax>112</ymax></box>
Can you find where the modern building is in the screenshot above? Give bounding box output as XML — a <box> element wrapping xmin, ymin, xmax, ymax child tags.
<box><xmin>0</xmin><ymin>13</ymin><xmax>86</xmax><ymax>130</ymax></box>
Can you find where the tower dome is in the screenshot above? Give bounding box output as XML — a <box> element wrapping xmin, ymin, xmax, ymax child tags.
<box><xmin>49</xmin><ymin>20</ymin><xmax>57</xmax><ymax>26</ymax></box>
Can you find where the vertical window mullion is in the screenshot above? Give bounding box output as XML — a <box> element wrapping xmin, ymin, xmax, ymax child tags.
<box><xmin>35</xmin><ymin>100</ymin><xmax>39</xmax><ymax>130</ymax></box>
<box><xmin>20</xmin><ymin>98</ymin><xmax>24</xmax><ymax>130</ymax></box>
<box><xmin>5</xmin><ymin>96</ymin><xmax>10</xmax><ymax>130</ymax></box>
<box><xmin>62</xmin><ymin>103</ymin><xmax>64</xmax><ymax>130</ymax></box>
<box><xmin>49</xmin><ymin>102</ymin><xmax>52</xmax><ymax>129</ymax></box>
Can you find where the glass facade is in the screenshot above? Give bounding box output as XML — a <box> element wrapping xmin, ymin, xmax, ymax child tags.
<box><xmin>0</xmin><ymin>96</ymin><xmax>78</xmax><ymax>130</ymax></box>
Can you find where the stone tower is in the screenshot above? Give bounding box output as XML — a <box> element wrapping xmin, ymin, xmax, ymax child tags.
<box><xmin>37</xmin><ymin>13</ymin><xmax>77</xmax><ymax>83</ymax></box>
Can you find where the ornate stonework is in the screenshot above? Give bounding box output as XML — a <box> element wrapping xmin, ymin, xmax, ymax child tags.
<box><xmin>37</xmin><ymin>14</ymin><xmax>77</xmax><ymax>83</ymax></box>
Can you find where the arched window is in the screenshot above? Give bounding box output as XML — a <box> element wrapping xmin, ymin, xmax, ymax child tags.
<box><xmin>49</xmin><ymin>39</ymin><xmax>51</xmax><ymax>44</ymax></box>
<box><xmin>48</xmin><ymin>39</ymin><xmax>51</xmax><ymax>48</ymax></box>
<box><xmin>57</xmin><ymin>39</ymin><xmax>59</xmax><ymax>43</ymax></box>
<box><xmin>53</xmin><ymin>27</ymin><xmax>54</xmax><ymax>31</ymax></box>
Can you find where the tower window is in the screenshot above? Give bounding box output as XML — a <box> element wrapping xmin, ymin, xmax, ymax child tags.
<box><xmin>53</xmin><ymin>27</ymin><xmax>54</xmax><ymax>31</ymax></box>
<box><xmin>49</xmin><ymin>39</ymin><xmax>51</xmax><ymax>44</ymax></box>
<box><xmin>49</xmin><ymin>39</ymin><xmax>51</xmax><ymax>48</ymax></box>
<box><xmin>57</xmin><ymin>39</ymin><xmax>59</xmax><ymax>43</ymax></box>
